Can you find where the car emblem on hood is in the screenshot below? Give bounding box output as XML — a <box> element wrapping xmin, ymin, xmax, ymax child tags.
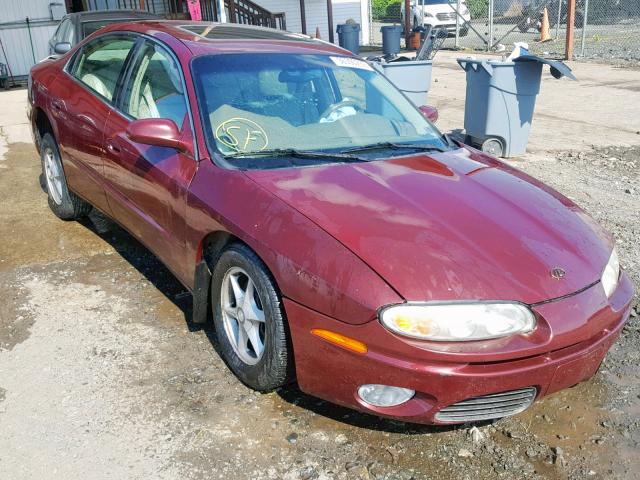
<box><xmin>550</xmin><ymin>267</ymin><xmax>566</xmax><ymax>280</ymax></box>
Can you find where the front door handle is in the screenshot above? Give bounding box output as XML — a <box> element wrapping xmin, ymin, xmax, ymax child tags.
<box><xmin>105</xmin><ymin>138</ymin><xmax>121</xmax><ymax>154</ymax></box>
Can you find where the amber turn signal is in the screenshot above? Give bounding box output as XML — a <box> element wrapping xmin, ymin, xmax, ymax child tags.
<box><xmin>310</xmin><ymin>329</ymin><xmax>368</xmax><ymax>354</ymax></box>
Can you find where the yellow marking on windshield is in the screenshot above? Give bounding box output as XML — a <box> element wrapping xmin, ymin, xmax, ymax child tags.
<box><xmin>215</xmin><ymin>117</ymin><xmax>269</xmax><ymax>153</ymax></box>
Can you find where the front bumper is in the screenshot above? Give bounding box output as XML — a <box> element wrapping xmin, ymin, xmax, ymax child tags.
<box><xmin>286</xmin><ymin>273</ymin><xmax>634</xmax><ymax>424</ymax></box>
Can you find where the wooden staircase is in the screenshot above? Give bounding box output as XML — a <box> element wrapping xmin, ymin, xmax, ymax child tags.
<box><xmin>198</xmin><ymin>0</ymin><xmax>287</xmax><ymax>30</ymax></box>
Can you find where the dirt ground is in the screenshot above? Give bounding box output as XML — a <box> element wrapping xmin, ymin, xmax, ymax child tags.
<box><xmin>0</xmin><ymin>68</ymin><xmax>639</xmax><ymax>480</ymax></box>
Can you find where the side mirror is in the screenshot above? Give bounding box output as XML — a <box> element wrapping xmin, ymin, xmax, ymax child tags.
<box><xmin>126</xmin><ymin>118</ymin><xmax>188</xmax><ymax>152</ymax></box>
<box><xmin>53</xmin><ymin>42</ymin><xmax>71</xmax><ymax>55</ymax></box>
<box><xmin>418</xmin><ymin>105</ymin><xmax>439</xmax><ymax>123</ymax></box>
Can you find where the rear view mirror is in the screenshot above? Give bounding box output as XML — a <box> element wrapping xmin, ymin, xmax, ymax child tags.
<box><xmin>126</xmin><ymin>118</ymin><xmax>189</xmax><ymax>152</ymax></box>
<box><xmin>418</xmin><ymin>105</ymin><xmax>438</xmax><ymax>123</ymax></box>
<box><xmin>54</xmin><ymin>42</ymin><xmax>71</xmax><ymax>55</ymax></box>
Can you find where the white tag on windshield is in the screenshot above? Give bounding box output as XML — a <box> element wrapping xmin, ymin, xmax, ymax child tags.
<box><xmin>330</xmin><ymin>56</ymin><xmax>374</xmax><ymax>71</ymax></box>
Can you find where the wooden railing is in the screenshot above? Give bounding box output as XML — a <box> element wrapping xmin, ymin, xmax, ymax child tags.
<box><xmin>89</xmin><ymin>0</ymin><xmax>287</xmax><ymax>32</ymax></box>
<box><xmin>226</xmin><ymin>0</ymin><xmax>287</xmax><ymax>30</ymax></box>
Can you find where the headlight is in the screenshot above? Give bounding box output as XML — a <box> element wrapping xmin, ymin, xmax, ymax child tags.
<box><xmin>601</xmin><ymin>248</ymin><xmax>620</xmax><ymax>298</ymax></box>
<box><xmin>380</xmin><ymin>302</ymin><xmax>535</xmax><ymax>341</ymax></box>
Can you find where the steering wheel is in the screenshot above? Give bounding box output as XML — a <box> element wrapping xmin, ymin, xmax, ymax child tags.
<box><xmin>319</xmin><ymin>99</ymin><xmax>361</xmax><ymax>122</ymax></box>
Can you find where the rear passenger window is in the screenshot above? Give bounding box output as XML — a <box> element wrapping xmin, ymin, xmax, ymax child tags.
<box><xmin>121</xmin><ymin>41</ymin><xmax>188</xmax><ymax>127</ymax></box>
<box><xmin>73</xmin><ymin>37</ymin><xmax>136</xmax><ymax>101</ymax></box>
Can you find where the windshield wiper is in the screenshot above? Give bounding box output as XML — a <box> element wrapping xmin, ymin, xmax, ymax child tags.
<box><xmin>225</xmin><ymin>148</ymin><xmax>366</xmax><ymax>163</ymax></box>
<box><xmin>341</xmin><ymin>142</ymin><xmax>449</xmax><ymax>154</ymax></box>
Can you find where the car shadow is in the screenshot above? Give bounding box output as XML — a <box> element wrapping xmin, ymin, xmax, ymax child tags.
<box><xmin>76</xmin><ymin>209</ymin><xmax>492</xmax><ymax>435</ymax></box>
<box><xmin>77</xmin><ymin>209</ymin><xmax>203</xmax><ymax>332</ymax></box>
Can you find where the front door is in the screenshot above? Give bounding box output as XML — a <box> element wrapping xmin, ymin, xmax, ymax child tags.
<box><xmin>53</xmin><ymin>34</ymin><xmax>136</xmax><ymax>213</ymax></box>
<box><xmin>102</xmin><ymin>39</ymin><xmax>197</xmax><ymax>285</ymax></box>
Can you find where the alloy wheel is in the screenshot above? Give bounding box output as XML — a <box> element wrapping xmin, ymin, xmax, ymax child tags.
<box><xmin>220</xmin><ymin>266</ymin><xmax>267</xmax><ymax>365</ymax></box>
<box><xmin>43</xmin><ymin>147</ymin><xmax>63</xmax><ymax>205</ymax></box>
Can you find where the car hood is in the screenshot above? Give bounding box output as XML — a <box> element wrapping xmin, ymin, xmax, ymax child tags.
<box><xmin>245</xmin><ymin>147</ymin><xmax>612</xmax><ymax>304</ymax></box>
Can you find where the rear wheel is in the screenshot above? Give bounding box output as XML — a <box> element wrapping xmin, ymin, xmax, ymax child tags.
<box><xmin>40</xmin><ymin>133</ymin><xmax>92</xmax><ymax>220</ymax></box>
<box><xmin>211</xmin><ymin>244</ymin><xmax>292</xmax><ymax>391</ymax></box>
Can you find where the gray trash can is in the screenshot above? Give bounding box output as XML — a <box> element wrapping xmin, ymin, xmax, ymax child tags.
<box><xmin>381</xmin><ymin>25</ymin><xmax>403</xmax><ymax>56</ymax></box>
<box><xmin>457</xmin><ymin>58</ymin><xmax>543</xmax><ymax>157</ymax></box>
<box><xmin>381</xmin><ymin>60</ymin><xmax>433</xmax><ymax>106</ymax></box>
<box><xmin>337</xmin><ymin>24</ymin><xmax>361</xmax><ymax>54</ymax></box>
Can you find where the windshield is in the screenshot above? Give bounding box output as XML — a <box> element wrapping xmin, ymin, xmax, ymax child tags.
<box><xmin>192</xmin><ymin>53</ymin><xmax>447</xmax><ymax>168</ymax></box>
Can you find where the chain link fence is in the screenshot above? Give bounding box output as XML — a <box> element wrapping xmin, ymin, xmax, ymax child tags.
<box><xmin>369</xmin><ymin>0</ymin><xmax>640</xmax><ymax>60</ymax></box>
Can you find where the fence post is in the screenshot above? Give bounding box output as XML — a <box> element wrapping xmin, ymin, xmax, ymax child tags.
<box><xmin>455</xmin><ymin>0</ymin><xmax>461</xmax><ymax>48</ymax></box>
<box><xmin>404</xmin><ymin>0</ymin><xmax>411</xmax><ymax>48</ymax></box>
<box><xmin>487</xmin><ymin>0</ymin><xmax>494</xmax><ymax>52</ymax></box>
<box><xmin>565</xmin><ymin>0</ymin><xmax>576</xmax><ymax>59</ymax></box>
<box><xmin>580</xmin><ymin>0</ymin><xmax>589</xmax><ymax>56</ymax></box>
<box><xmin>555</xmin><ymin>0</ymin><xmax>562</xmax><ymax>39</ymax></box>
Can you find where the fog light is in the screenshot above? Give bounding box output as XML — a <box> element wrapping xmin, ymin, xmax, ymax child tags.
<box><xmin>357</xmin><ymin>384</ymin><xmax>415</xmax><ymax>407</ymax></box>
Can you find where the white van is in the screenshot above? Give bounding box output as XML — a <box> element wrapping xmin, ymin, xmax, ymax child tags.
<box><xmin>401</xmin><ymin>0</ymin><xmax>472</xmax><ymax>36</ymax></box>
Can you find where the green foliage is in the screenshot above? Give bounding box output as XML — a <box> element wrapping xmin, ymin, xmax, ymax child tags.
<box><xmin>467</xmin><ymin>0</ymin><xmax>489</xmax><ymax>18</ymax></box>
<box><xmin>373</xmin><ymin>0</ymin><xmax>402</xmax><ymax>20</ymax></box>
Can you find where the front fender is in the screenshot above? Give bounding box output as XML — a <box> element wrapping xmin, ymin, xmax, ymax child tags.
<box><xmin>185</xmin><ymin>161</ymin><xmax>402</xmax><ymax>324</ymax></box>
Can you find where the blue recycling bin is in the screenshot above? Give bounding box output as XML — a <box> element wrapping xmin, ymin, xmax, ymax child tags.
<box><xmin>457</xmin><ymin>55</ymin><xmax>575</xmax><ymax>157</ymax></box>
<box><xmin>381</xmin><ymin>25</ymin><xmax>403</xmax><ymax>56</ymax></box>
<box><xmin>457</xmin><ymin>58</ymin><xmax>543</xmax><ymax>158</ymax></box>
<box><xmin>337</xmin><ymin>23</ymin><xmax>361</xmax><ymax>54</ymax></box>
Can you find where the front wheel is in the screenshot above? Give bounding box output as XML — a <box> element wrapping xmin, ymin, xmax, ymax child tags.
<box><xmin>211</xmin><ymin>244</ymin><xmax>292</xmax><ymax>391</ymax></box>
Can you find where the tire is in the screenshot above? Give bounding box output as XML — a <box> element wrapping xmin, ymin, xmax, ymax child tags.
<box><xmin>210</xmin><ymin>243</ymin><xmax>292</xmax><ymax>391</ymax></box>
<box><xmin>40</xmin><ymin>133</ymin><xmax>92</xmax><ymax>220</ymax></box>
<box><xmin>517</xmin><ymin>20</ymin><xmax>530</xmax><ymax>33</ymax></box>
<box><xmin>481</xmin><ymin>137</ymin><xmax>505</xmax><ymax>158</ymax></box>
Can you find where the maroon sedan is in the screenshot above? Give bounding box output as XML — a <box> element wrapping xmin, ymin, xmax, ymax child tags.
<box><xmin>28</xmin><ymin>21</ymin><xmax>633</xmax><ymax>424</ymax></box>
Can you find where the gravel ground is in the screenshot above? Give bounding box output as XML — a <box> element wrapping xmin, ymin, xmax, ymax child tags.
<box><xmin>0</xmin><ymin>139</ymin><xmax>638</xmax><ymax>480</ymax></box>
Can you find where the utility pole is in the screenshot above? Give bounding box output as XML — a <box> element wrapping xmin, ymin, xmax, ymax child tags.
<box><xmin>404</xmin><ymin>0</ymin><xmax>411</xmax><ymax>47</ymax></box>
<box><xmin>565</xmin><ymin>0</ymin><xmax>576</xmax><ymax>59</ymax></box>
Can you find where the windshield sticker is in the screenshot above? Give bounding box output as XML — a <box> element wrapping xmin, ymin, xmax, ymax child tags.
<box><xmin>330</xmin><ymin>56</ymin><xmax>374</xmax><ymax>71</ymax></box>
<box><xmin>215</xmin><ymin>118</ymin><xmax>269</xmax><ymax>153</ymax></box>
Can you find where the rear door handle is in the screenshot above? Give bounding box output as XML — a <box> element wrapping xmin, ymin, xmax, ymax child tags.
<box><xmin>105</xmin><ymin>138</ymin><xmax>121</xmax><ymax>154</ymax></box>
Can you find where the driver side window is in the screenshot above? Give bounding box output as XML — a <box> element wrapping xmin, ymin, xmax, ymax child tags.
<box><xmin>121</xmin><ymin>41</ymin><xmax>188</xmax><ymax>128</ymax></box>
<box><xmin>333</xmin><ymin>69</ymin><xmax>366</xmax><ymax>110</ymax></box>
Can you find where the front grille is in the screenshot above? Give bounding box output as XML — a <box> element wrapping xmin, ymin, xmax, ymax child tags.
<box><xmin>434</xmin><ymin>387</ymin><xmax>537</xmax><ymax>423</ymax></box>
<box><xmin>436</xmin><ymin>12</ymin><xmax>457</xmax><ymax>21</ymax></box>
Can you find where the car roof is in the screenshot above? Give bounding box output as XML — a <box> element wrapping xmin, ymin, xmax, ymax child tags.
<box><xmin>95</xmin><ymin>20</ymin><xmax>349</xmax><ymax>56</ymax></box>
<box><xmin>66</xmin><ymin>10</ymin><xmax>161</xmax><ymax>22</ymax></box>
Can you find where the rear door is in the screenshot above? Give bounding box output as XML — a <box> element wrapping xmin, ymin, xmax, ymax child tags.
<box><xmin>48</xmin><ymin>34</ymin><xmax>137</xmax><ymax>213</ymax></box>
<box><xmin>101</xmin><ymin>38</ymin><xmax>198</xmax><ymax>284</ymax></box>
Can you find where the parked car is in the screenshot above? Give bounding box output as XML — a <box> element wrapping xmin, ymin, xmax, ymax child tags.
<box><xmin>28</xmin><ymin>21</ymin><xmax>633</xmax><ymax>425</ymax></box>
<box><xmin>48</xmin><ymin>9</ymin><xmax>160</xmax><ymax>55</ymax></box>
<box><xmin>401</xmin><ymin>0</ymin><xmax>471</xmax><ymax>36</ymax></box>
